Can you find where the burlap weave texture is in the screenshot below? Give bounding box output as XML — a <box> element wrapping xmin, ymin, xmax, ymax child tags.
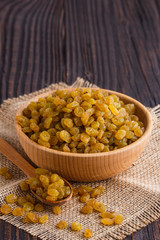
<box><xmin>0</xmin><ymin>78</ymin><xmax>160</xmax><ymax>240</ymax></box>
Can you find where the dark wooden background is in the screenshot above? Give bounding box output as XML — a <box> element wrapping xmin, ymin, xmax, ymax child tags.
<box><xmin>0</xmin><ymin>0</ymin><xmax>160</xmax><ymax>239</ymax></box>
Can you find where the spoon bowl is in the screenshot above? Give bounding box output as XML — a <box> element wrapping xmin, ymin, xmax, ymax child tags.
<box><xmin>0</xmin><ymin>137</ymin><xmax>73</xmax><ymax>206</ymax></box>
<box><xmin>31</xmin><ymin>178</ymin><xmax>72</xmax><ymax>206</ymax></box>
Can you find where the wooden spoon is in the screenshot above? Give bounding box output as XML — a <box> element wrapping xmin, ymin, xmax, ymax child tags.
<box><xmin>0</xmin><ymin>137</ymin><xmax>73</xmax><ymax>206</ymax></box>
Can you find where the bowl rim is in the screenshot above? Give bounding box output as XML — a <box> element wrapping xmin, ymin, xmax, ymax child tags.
<box><xmin>15</xmin><ymin>88</ymin><xmax>152</xmax><ymax>157</ymax></box>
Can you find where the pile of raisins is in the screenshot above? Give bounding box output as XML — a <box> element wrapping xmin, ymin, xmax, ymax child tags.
<box><xmin>1</xmin><ymin>190</ymin><xmax>48</xmax><ymax>224</ymax></box>
<box><xmin>73</xmin><ymin>184</ymin><xmax>123</xmax><ymax>227</ymax></box>
<box><xmin>28</xmin><ymin>168</ymin><xmax>71</xmax><ymax>202</ymax></box>
<box><xmin>17</xmin><ymin>88</ymin><xmax>144</xmax><ymax>153</ymax></box>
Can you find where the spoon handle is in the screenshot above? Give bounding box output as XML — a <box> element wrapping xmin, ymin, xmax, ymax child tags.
<box><xmin>0</xmin><ymin>137</ymin><xmax>36</xmax><ymax>178</ymax></box>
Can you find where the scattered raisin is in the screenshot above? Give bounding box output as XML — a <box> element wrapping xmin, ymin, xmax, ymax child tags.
<box><xmin>0</xmin><ymin>204</ymin><xmax>12</xmax><ymax>215</ymax></box>
<box><xmin>57</xmin><ymin>220</ymin><xmax>67</xmax><ymax>229</ymax></box>
<box><xmin>5</xmin><ymin>194</ymin><xmax>18</xmax><ymax>204</ymax></box>
<box><xmin>84</xmin><ymin>229</ymin><xmax>93</xmax><ymax>238</ymax></box>
<box><xmin>71</xmin><ymin>221</ymin><xmax>82</xmax><ymax>231</ymax></box>
<box><xmin>39</xmin><ymin>215</ymin><xmax>48</xmax><ymax>224</ymax></box>
<box><xmin>53</xmin><ymin>206</ymin><xmax>61</xmax><ymax>215</ymax></box>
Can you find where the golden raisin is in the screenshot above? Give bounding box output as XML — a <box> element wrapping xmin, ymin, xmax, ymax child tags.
<box><xmin>115</xmin><ymin>130</ymin><xmax>126</xmax><ymax>140</ymax></box>
<box><xmin>101</xmin><ymin>218</ymin><xmax>114</xmax><ymax>225</ymax></box>
<box><xmin>93</xmin><ymin>201</ymin><xmax>106</xmax><ymax>212</ymax></box>
<box><xmin>78</xmin><ymin>185</ymin><xmax>93</xmax><ymax>195</ymax></box>
<box><xmin>50</xmin><ymin>173</ymin><xmax>60</xmax><ymax>183</ymax></box>
<box><xmin>57</xmin><ymin>220</ymin><xmax>67</xmax><ymax>229</ymax></box>
<box><xmin>39</xmin><ymin>215</ymin><xmax>48</xmax><ymax>224</ymax></box>
<box><xmin>71</xmin><ymin>221</ymin><xmax>82</xmax><ymax>231</ymax></box>
<box><xmin>80</xmin><ymin>133</ymin><xmax>90</xmax><ymax>144</ymax></box>
<box><xmin>84</xmin><ymin>229</ymin><xmax>93</xmax><ymax>238</ymax></box>
<box><xmin>39</xmin><ymin>175</ymin><xmax>49</xmax><ymax>188</ymax></box>
<box><xmin>35</xmin><ymin>203</ymin><xmax>44</xmax><ymax>212</ymax></box>
<box><xmin>25</xmin><ymin>194</ymin><xmax>35</xmax><ymax>204</ymax></box>
<box><xmin>19</xmin><ymin>181</ymin><xmax>29</xmax><ymax>191</ymax></box>
<box><xmin>81</xmin><ymin>205</ymin><xmax>93</xmax><ymax>214</ymax></box>
<box><xmin>114</xmin><ymin>214</ymin><xmax>123</xmax><ymax>225</ymax></box>
<box><xmin>53</xmin><ymin>205</ymin><xmax>61</xmax><ymax>215</ymax></box>
<box><xmin>60</xmin><ymin>130</ymin><xmax>71</xmax><ymax>143</ymax></box>
<box><xmin>12</xmin><ymin>207</ymin><xmax>24</xmax><ymax>216</ymax></box>
<box><xmin>0</xmin><ymin>204</ymin><xmax>12</xmax><ymax>215</ymax></box>
<box><xmin>17</xmin><ymin>196</ymin><xmax>27</xmax><ymax>206</ymax></box>
<box><xmin>6</xmin><ymin>194</ymin><xmax>18</xmax><ymax>204</ymax></box>
<box><xmin>91</xmin><ymin>185</ymin><xmax>104</xmax><ymax>198</ymax></box>
<box><xmin>87</xmin><ymin>199</ymin><xmax>96</xmax><ymax>207</ymax></box>
<box><xmin>100</xmin><ymin>211</ymin><xmax>116</xmax><ymax>218</ymax></box>
<box><xmin>23</xmin><ymin>202</ymin><xmax>34</xmax><ymax>212</ymax></box>
<box><xmin>109</xmin><ymin>104</ymin><xmax>119</xmax><ymax>115</ymax></box>
<box><xmin>134</xmin><ymin>127</ymin><xmax>143</xmax><ymax>137</ymax></box>
<box><xmin>27</xmin><ymin>212</ymin><xmax>39</xmax><ymax>223</ymax></box>
<box><xmin>80</xmin><ymin>193</ymin><xmax>90</xmax><ymax>203</ymax></box>
<box><xmin>39</xmin><ymin>131</ymin><xmax>50</xmax><ymax>142</ymax></box>
<box><xmin>22</xmin><ymin>214</ymin><xmax>30</xmax><ymax>223</ymax></box>
<box><xmin>46</xmin><ymin>196</ymin><xmax>57</xmax><ymax>202</ymax></box>
<box><xmin>73</xmin><ymin>188</ymin><xmax>79</xmax><ymax>197</ymax></box>
<box><xmin>35</xmin><ymin>168</ymin><xmax>49</xmax><ymax>175</ymax></box>
<box><xmin>0</xmin><ymin>167</ymin><xmax>8</xmax><ymax>175</ymax></box>
<box><xmin>47</xmin><ymin>189</ymin><xmax>59</xmax><ymax>197</ymax></box>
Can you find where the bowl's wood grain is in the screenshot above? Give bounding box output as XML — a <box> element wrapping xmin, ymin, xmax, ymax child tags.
<box><xmin>15</xmin><ymin>88</ymin><xmax>152</xmax><ymax>182</ymax></box>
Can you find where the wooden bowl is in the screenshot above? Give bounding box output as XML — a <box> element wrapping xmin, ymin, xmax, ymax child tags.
<box><xmin>15</xmin><ymin>88</ymin><xmax>152</xmax><ymax>182</ymax></box>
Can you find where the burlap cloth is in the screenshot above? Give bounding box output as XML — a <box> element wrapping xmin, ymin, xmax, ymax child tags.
<box><xmin>0</xmin><ymin>78</ymin><xmax>160</xmax><ymax>240</ymax></box>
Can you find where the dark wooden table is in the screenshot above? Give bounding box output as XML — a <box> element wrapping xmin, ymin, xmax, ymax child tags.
<box><xmin>0</xmin><ymin>0</ymin><xmax>160</xmax><ymax>239</ymax></box>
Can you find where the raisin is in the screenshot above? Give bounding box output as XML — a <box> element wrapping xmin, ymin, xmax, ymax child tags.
<box><xmin>12</xmin><ymin>207</ymin><xmax>24</xmax><ymax>216</ymax></box>
<box><xmin>39</xmin><ymin>131</ymin><xmax>50</xmax><ymax>142</ymax></box>
<box><xmin>27</xmin><ymin>212</ymin><xmax>39</xmax><ymax>223</ymax></box>
<box><xmin>78</xmin><ymin>185</ymin><xmax>93</xmax><ymax>195</ymax></box>
<box><xmin>0</xmin><ymin>204</ymin><xmax>12</xmax><ymax>215</ymax></box>
<box><xmin>91</xmin><ymin>186</ymin><xmax>104</xmax><ymax>198</ymax></box>
<box><xmin>47</xmin><ymin>189</ymin><xmax>59</xmax><ymax>197</ymax></box>
<box><xmin>71</xmin><ymin>222</ymin><xmax>82</xmax><ymax>231</ymax></box>
<box><xmin>101</xmin><ymin>218</ymin><xmax>114</xmax><ymax>225</ymax></box>
<box><xmin>39</xmin><ymin>215</ymin><xmax>48</xmax><ymax>224</ymax></box>
<box><xmin>80</xmin><ymin>133</ymin><xmax>90</xmax><ymax>144</ymax></box>
<box><xmin>25</xmin><ymin>194</ymin><xmax>35</xmax><ymax>204</ymax></box>
<box><xmin>57</xmin><ymin>220</ymin><xmax>67</xmax><ymax>229</ymax></box>
<box><xmin>53</xmin><ymin>205</ymin><xmax>61</xmax><ymax>215</ymax></box>
<box><xmin>17</xmin><ymin>196</ymin><xmax>27</xmax><ymax>206</ymax></box>
<box><xmin>93</xmin><ymin>201</ymin><xmax>106</xmax><ymax>212</ymax></box>
<box><xmin>23</xmin><ymin>202</ymin><xmax>34</xmax><ymax>212</ymax></box>
<box><xmin>84</xmin><ymin>229</ymin><xmax>93</xmax><ymax>238</ymax></box>
<box><xmin>114</xmin><ymin>214</ymin><xmax>123</xmax><ymax>225</ymax></box>
<box><xmin>60</xmin><ymin>130</ymin><xmax>71</xmax><ymax>143</ymax></box>
<box><xmin>0</xmin><ymin>167</ymin><xmax>8</xmax><ymax>175</ymax></box>
<box><xmin>6</xmin><ymin>194</ymin><xmax>18</xmax><ymax>204</ymax></box>
<box><xmin>80</xmin><ymin>193</ymin><xmax>90</xmax><ymax>203</ymax></box>
<box><xmin>35</xmin><ymin>203</ymin><xmax>44</xmax><ymax>212</ymax></box>
<box><xmin>115</xmin><ymin>130</ymin><xmax>126</xmax><ymax>140</ymax></box>
<box><xmin>19</xmin><ymin>181</ymin><xmax>29</xmax><ymax>191</ymax></box>
<box><xmin>100</xmin><ymin>211</ymin><xmax>116</xmax><ymax>218</ymax></box>
<box><xmin>81</xmin><ymin>205</ymin><xmax>93</xmax><ymax>214</ymax></box>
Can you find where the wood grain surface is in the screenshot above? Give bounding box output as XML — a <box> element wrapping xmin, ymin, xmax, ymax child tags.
<box><xmin>0</xmin><ymin>0</ymin><xmax>160</xmax><ymax>239</ymax></box>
